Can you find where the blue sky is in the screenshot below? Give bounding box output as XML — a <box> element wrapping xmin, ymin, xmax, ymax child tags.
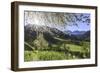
<box><xmin>65</xmin><ymin>13</ymin><xmax>90</xmax><ymax>32</ymax></box>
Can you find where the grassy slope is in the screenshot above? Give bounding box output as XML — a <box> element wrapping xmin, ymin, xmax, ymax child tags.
<box><xmin>24</xmin><ymin>41</ymin><xmax>90</xmax><ymax>62</ymax></box>
<box><xmin>24</xmin><ymin>31</ymin><xmax>90</xmax><ymax>61</ymax></box>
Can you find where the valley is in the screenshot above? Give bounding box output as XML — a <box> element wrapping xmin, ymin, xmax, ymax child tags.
<box><xmin>24</xmin><ymin>25</ymin><xmax>90</xmax><ymax>61</ymax></box>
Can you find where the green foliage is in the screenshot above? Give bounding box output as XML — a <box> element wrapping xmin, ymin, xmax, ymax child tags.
<box><xmin>24</xmin><ymin>51</ymin><xmax>31</xmax><ymax>61</ymax></box>
<box><xmin>25</xmin><ymin>43</ymin><xmax>90</xmax><ymax>61</ymax></box>
<box><xmin>66</xmin><ymin>44</ymin><xmax>83</xmax><ymax>52</ymax></box>
<box><xmin>24</xmin><ymin>41</ymin><xmax>90</xmax><ymax>62</ymax></box>
<box><xmin>38</xmin><ymin>51</ymin><xmax>67</xmax><ymax>60</ymax></box>
<box><xmin>24</xmin><ymin>32</ymin><xmax>90</xmax><ymax>61</ymax></box>
<box><xmin>24</xmin><ymin>51</ymin><xmax>67</xmax><ymax>61</ymax></box>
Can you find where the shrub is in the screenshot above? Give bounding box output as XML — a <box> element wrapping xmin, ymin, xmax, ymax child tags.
<box><xmin>37</xmin><ymin>51</ymin><xmax>67</xmax><ymax>60</ymax></box>
<box><xmin>24</xmin><ymin>51</ymin><xmax>38</xmax><ymax>61</ymax></box>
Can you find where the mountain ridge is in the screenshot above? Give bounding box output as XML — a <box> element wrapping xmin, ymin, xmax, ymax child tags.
<box><xmin>25</xmin><ymin>24</ymin><xmax>90</xmax><ymax>44</ymax></box>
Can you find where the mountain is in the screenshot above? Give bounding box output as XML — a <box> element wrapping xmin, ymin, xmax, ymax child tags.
<box><xmin>71</xmin><ymin>31</ymin><xmax>86</xmax><ymax>35</ymax></box>
<box><xmin>82</xmin><ymin>31</ymin><xmax>90</xmax><ymax>41</ymax></box>
<box><xmin>24</xmin><ymin>24</ymin><xmax>72</xmax><ymax>45</ymax></box>
<box><xmin>64</xmin><ymin>30</ymin><xmax>87</xmax><ymax>35</ymax></box>
<box><xmin>25</xmin><ymin>24</ymin><xmax>90</xmax><ymax>46</ymax></box>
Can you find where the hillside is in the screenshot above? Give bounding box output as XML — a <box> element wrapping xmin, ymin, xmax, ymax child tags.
<box><xmin>24</xmin><ymin>24</ymin><xmax>90</xmax><ymax>61</ymax></box>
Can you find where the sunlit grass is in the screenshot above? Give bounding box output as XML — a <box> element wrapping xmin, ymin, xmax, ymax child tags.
<box><xmin>24</xmin><ymin>42</ymin><xmax>90</xmax><ymax>62</ymax></box>
<box><xmin>66</xmin><ymin>44</ymin><xmax>83</xmax><ymax>52</ymax></box>
<box><xmin>24</xmin><ymin>50</ymin><xmax>69</xmax><ymax>61</ymax></box>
